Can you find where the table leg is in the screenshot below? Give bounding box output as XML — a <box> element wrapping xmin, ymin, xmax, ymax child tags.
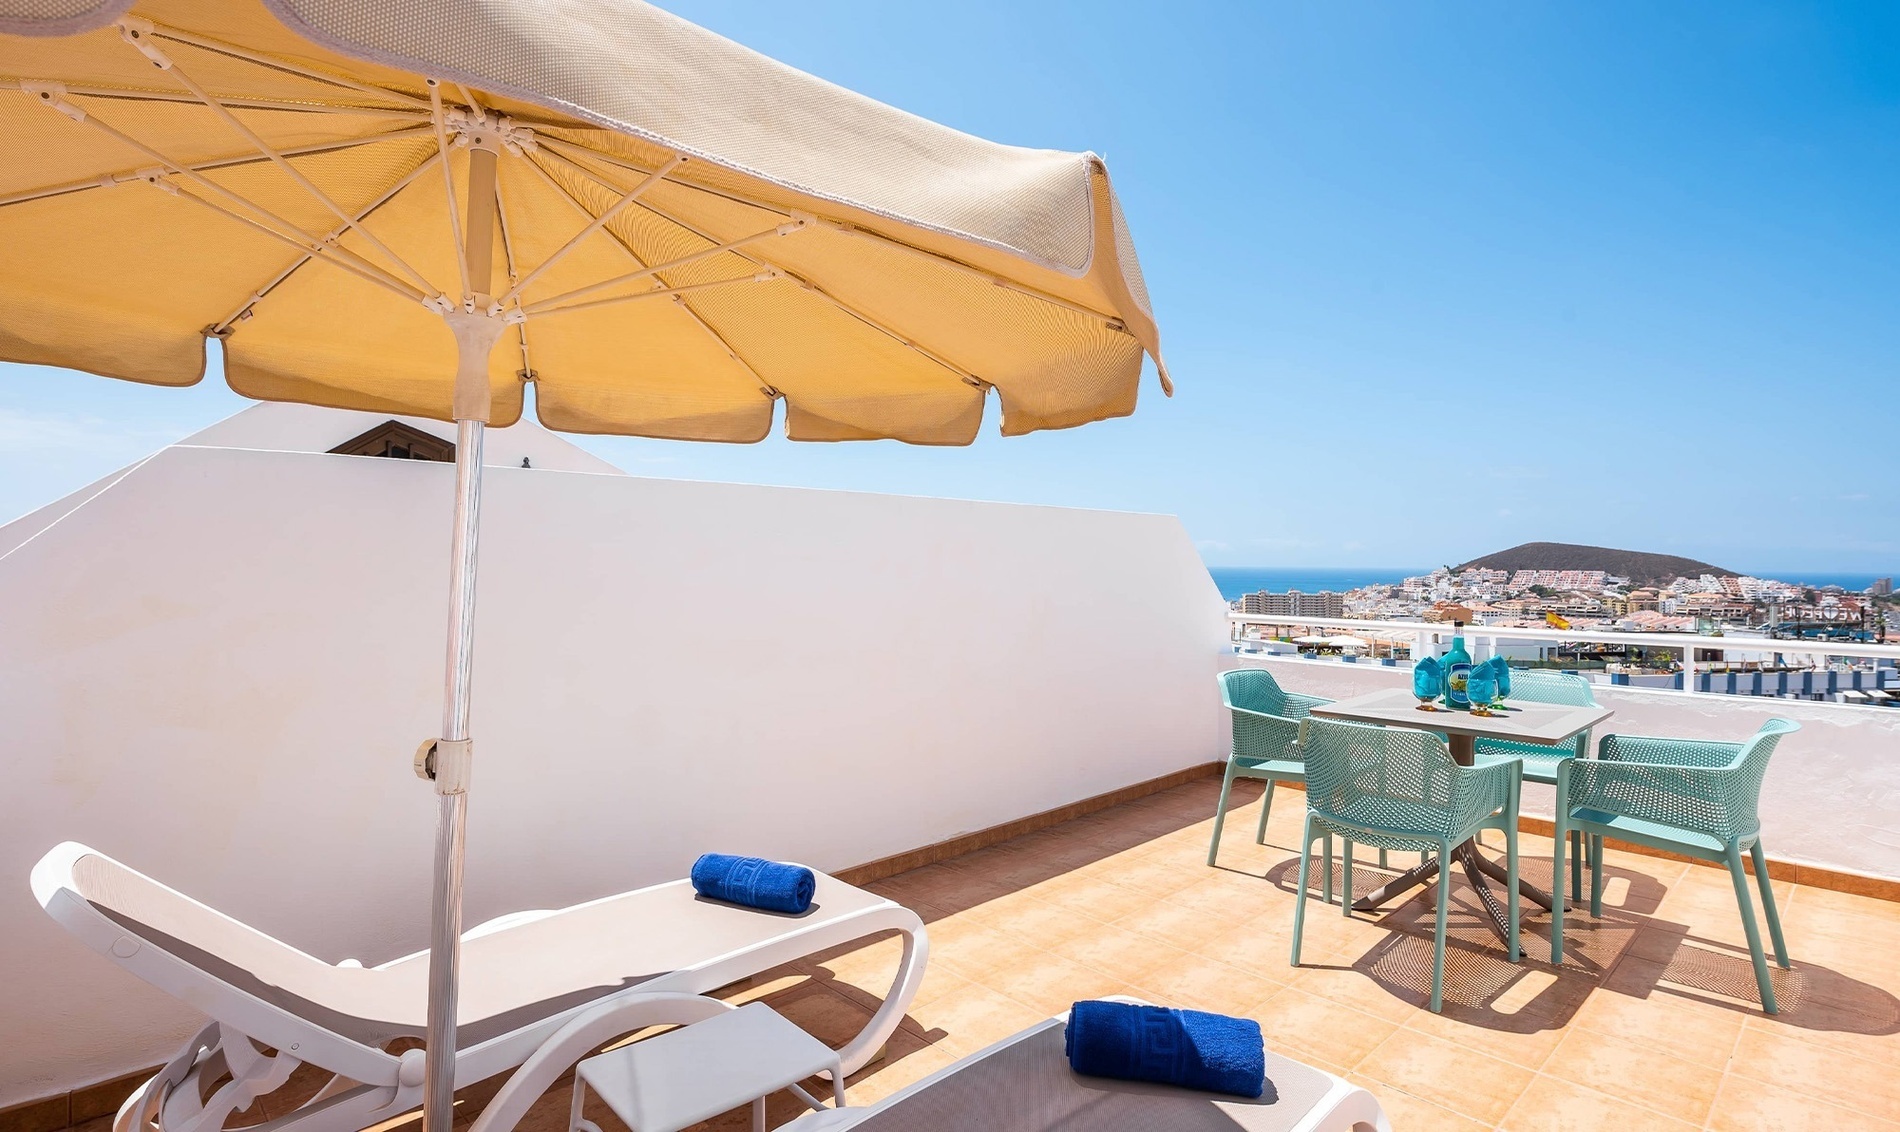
<box><xmin>1442</xmin><ymin>734</ymin><xmax>1525</xmax><ymax>942</ymax></box>
<box><xmin>1468</xmin><ymin>847</ymin><xmax>1557</xmax><ymax>912</ymax></box>
<box><xmin>1350</xmin><ymin>854</ymin><xmax>1440</xmax><ymax>912</ymax></box>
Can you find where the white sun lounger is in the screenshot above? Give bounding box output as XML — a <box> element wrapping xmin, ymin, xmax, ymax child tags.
<box><xmin>32</xmin><ymin>842</ymin><xmax>927</xmax><ymax>1132</ymax></box>
<box><xmin>784</xmin><ymin>1009</ymin><xmax>1390</xmax><ymax>1132</ymax></box>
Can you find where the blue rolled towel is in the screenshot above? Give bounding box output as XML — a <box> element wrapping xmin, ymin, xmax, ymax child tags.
<box><xmin>1065</xmin><ymin>1000</ymin><xmax>1264</xmax><ymax>1098</ymax></box>
<box><xmin>690</xmin><ymin>853</ymin><xmax>816</xmax><ymax>914</ymax></box>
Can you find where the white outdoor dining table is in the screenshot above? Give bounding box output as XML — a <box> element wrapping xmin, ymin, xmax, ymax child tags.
<box><xmin>1309</xmin><ymin>688</ymin><xmax>1614</xmax><ymax>941</ymax></box>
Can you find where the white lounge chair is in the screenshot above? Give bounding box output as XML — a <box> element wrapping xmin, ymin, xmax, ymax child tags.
<box><xmin>783</xmin><ymin>1008</ymin><xmax>1390</xmax><ymax>1132</ymax></box>
<box><xmin>32</xmin><ymin>842</ymin><xmax>927</xmax><ymax>1132</ymax></box>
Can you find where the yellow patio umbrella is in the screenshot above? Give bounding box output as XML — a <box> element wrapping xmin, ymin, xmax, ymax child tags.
<box><xmin>0</xmin><ymin>2</ymin><xmax>1167</xmax><ymax>1127</ymax></box>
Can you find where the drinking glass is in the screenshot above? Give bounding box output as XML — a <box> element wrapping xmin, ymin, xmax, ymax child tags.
<box><xmin>1491</xmin><ymin>656</ymin><xmax>1514</xmax><ymax>709</ymax></box>
<box><xmin>1413</xmin><ymin>658</ymin><xmax>1443</xmax><ymax>711</ymax></box>
<box><xmin>1467</xmin><ymin>664</ymin><xmax>1499</xmax><ymax>716</ymax></box>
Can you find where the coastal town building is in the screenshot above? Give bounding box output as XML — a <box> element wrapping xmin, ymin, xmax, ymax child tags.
<box><xmin>1236</xmin><ymin>588</ymin><xmax>1343</xmax><ymax>617</ymax></box>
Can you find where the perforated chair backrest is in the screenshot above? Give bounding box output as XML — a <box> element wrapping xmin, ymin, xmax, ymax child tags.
<box><xmin>1219</xmin><ymin>667</ymin><xmax>1292</xmax><ymax>717</ymax></box>
<box><xmin>1511</xmin><ymin>670</ymin><xmax>1598</xmax><ymax>707</ymax></box>
<box><xmin>1301</xmin><ymin>718</ymin><xmax>1483</xmax><ymax>840</ymax></box>
<box><xmin>1728</xmin><ymin>718</ymin><xmax>1798</xmax><ymax>836</ymax></box>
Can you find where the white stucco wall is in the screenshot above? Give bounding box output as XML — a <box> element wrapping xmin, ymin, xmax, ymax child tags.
<box><xmin>0</xmin><ymin>444</ymin><xmax>1229</xmax><ymax>1105</ymax></box>
<box><xmin>1233</xmin><ymin>656</ymin><xmax>1900</xmax><ymax>880</ymax></box>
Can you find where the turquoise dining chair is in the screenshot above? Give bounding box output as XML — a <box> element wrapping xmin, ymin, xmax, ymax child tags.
<box><xmin>1291</xmin><ymin>718</ymin><xmax>1522</xmax><ymax>1012</ymax></box>
<box><xmin>1551</xmin><ymin>718</ymin><xmax>1797</xmax><ymax>1012</ymax></box>
<box><xmin>1473</xmin><ymin>669</ymin><xmax>1599</xmax><ymax>900</ymax></box>
<box><xmin>1208</xmin><ymin>669</ymin><xmax>1332</xmax><ymax>866</ymax></box>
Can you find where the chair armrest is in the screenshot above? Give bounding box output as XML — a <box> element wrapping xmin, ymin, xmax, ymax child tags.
<box><xmin>1281</xmin><ymin>691</ymin><xmax>1333</xmax><ymax>718</ymax></box>
<box><xmin>1598</xmin><ymin>734</ymin><xmax>1745</xmax><ymax>769</ymax></box>
<box><xmin>1562</xmin><ymin>757</ymin><xmax>1749</xmax><ymax>837</ymax></box>
<box><xmin>1450</xmin><ymin>755</ymin><xmax>1519</xmax><ymax>831</ymax></box>
<box><xmin>1227</xmin><ymin>706</ymin><xmax>1301</xmax><ymax>762</ymax></box>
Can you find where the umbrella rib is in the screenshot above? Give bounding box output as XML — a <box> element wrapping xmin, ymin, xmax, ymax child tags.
<box><xmin>0</xmin><ymin>79</ymin><xmax>428</xmax><ymax>118</ymax></box>
<box><xmin>519</xmin><ymin>222</ymin><xmax>803</xmax><ymax>315</ymax></box>
<box><xmin>491</xmin><ymin>170</ymin><xmax>536</xmax><ymax>381</ymax></box>
<box><xmin>499</xmin><ymin>154</ymin><xmax>687</xmax><ymax>307</ymax></box>
<box><xmin>116</xmin><ymin>28</ymin><xmax>439</xmax><ymax>296</ymax></box>
<box><xmin>813</xmin><ymin>218</ymin><xmax>1131</xmax><ymax>331</ymax></box>
<box><xmin>0</xmin><ymin>123</ymin><xmax>432</xmax><ymax>209</ymax></box>
<box><xmin>143</xmin><ymin>20</ymin><xmax>430</xmax><ymax>110</ymax></box>
<box><xmin>527</xmin><ymin>274</ymin><xmax>776</xmax><ymax>321</ymax></box>
<box><xmin>534</xmin><ymin>142</ymin><xmax>987</xmax><ymax>388</ymax></box>
<box><xmin>22</xmin><ymin>85</ymin><xmax>427</xmax><ymax>301</ymax></box>
<box><xmin>210</xmin><ymin>150</ymin><xmax>444</xmax><ymax>335</ymax></box>
<box><xmin>535</xmin><ymin>135</ymin><xmax>1132</xmax><ymax>336</ymax></box>
<box><xmin>428</xmin><ymin>80</ymin><xmax>472</xmax><ymax>302</ymax></box>
<box><xmin>167</xmin><ymin>178</ymin><xmax>428</xmax><ymax>303</ymax></box>
<box><xmin>510</xmin><ymin>150</ymin><xmax>774</xmax><ymax>395</ymax></box>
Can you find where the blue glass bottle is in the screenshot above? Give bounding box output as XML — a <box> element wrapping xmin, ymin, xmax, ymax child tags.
<box><xmin>1443</xmin><ymin>621</ymin><xmax>1473</xmax><ymax>710</ymax></box>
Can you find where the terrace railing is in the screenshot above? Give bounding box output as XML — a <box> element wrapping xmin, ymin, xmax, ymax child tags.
<box><xmin>1229</xmin><ymin>613</ymin><xmax>1900</xmax><ymax>701</ymax></box>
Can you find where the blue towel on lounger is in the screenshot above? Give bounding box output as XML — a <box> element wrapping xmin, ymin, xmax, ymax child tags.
<box><xmin>1065</xmin><ymin>1000</ymin><xmax>1265</xmax><ymax>1098</ymax></box>
<box><xmin>690</xmin><ymin>853</ymin><xmax>815</xmax><ymax>914</ymax></box>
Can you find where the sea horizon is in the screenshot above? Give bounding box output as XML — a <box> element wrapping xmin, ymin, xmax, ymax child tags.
<box><xmin>1205</xmin><ymin>564</ymin><xmax>1892</xmax><ymax>603</ymax></box>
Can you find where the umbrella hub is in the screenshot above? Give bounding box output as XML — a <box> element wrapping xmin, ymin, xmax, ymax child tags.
<box><xmin>438</xmin><ymin>305</ymin><xmax>509</xmax><ymax>423</ymax></box>
<box><xmin>442</xmin><ymin>105</ymin><xmax>536</xmax><ymax>157</ymax></box>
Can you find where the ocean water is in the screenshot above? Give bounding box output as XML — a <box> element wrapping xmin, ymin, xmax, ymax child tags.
<box><xmin>1208</xmin><ymin>565</ymin><xmax>1891</xmax><ymax>602</ymax></box>
<box><xmin>1207</xmin><ymin>567</ymin><xmax>1426</xmax><ymax>602</ymax></box>
<box><xmin>1736</xmin><ymin>572</ymin><xmax>1892</xmax><ymax>592</ymax></box>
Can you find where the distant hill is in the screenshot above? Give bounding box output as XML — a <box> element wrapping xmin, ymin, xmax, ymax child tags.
<box><xmin>1455</xmin><ymin>542</ymin><xmax>1735</xmax><ymax>587</ymax></box>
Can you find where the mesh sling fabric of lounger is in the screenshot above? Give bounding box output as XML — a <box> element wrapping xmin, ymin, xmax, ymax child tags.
<box><xmin>0</xmin><ymin>5</ymin><xmax>1169</xmax><ymax>1132</ymax></box>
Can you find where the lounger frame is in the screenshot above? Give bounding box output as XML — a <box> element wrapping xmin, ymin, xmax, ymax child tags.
<box><xmin>32</xmin><ymin>842</ymin><xmax>927</xmax><ymax>1132</ymax></box>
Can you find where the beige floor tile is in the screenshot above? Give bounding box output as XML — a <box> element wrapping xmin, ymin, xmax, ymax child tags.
<box><xmin>1730</xmin><ymin>1024</ymin><xmax>1900</xmax><ymax>1123</ymax></box>
<box><xmin>1346</xmin><ymin>1074</ymin><xmax>1491</xmax><ymax>1131</ymax></box>
<box><xmin>1050</xmin><ymin>925</ymin><xmax>1194</xmax><ymax>984</ymax></box>
<box><xmin>1123</xmin><ymin>949</ymin><xmax>1287</xmax><ymax>1015</ymax></box>
<box><xmin>902</xmin><ymin>982</ymin><xmax>1045</xmax><ymax>1059</ymax></box>
<box><xmin>1402</xmin><ymin>1000</ymin><xmax>1572</xmax><ymax>1072</ymax></box>
<box><xmin>1251</xmin><ymin>986</ymin><xmax>1401</xmax><ymax>1074</ymax></box>
<box><xmin>1356</xmin><ymin>1030</ymin><xmax>1535</xmax><ymax>1126</ymax></box>
<box><xmin>1499</xmin><ymin>1074</ymin><xmax>1699</xmax><ymax>1132</ymax></box>
<box><xmin>1705</xmin><ymin>1074</ymin><xmax>1900</xmax><ymax>1132</ymax></box>
<box><xmin>982</xmin><ymin>950</ymin><xmax>1132</xmax><ymax>1016</ymax></box>
<box><xmin>1568</xmin><ymin>981</ymin><xmax>1746</xmax><ymax>1069</ymax></box>
<box><xmin>1539</xmin><ymin>1028</ymin><xmax>1722</xmax><ymax>1125</ymax></box>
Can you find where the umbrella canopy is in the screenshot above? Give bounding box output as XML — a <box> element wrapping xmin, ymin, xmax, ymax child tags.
<box><xmin>2</xmin><ymin>3</ymin><xmax>1167</xmax><ymax>1128</ymax></box>
<box><xmin>1292</xmin><ymin>635</ymin><xmax>1331</xmax><ymax>645</ymax></box>
<box><xmin>0</xmin><ymin>0</ymin><xmax>1165</xmax><ymax>440</ymax></box>
<box><xmin>1326</xmin><ymin>635</ymin><xmax>1370</xmax><ymax>648</ymax></box>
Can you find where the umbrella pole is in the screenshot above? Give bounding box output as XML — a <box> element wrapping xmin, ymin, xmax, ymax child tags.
<box><xmin>422</xmin><ymin>127</ymin><xmax>505</xmax><ymax>1132</ymax></box>
<box><xmin>424</xmin><ymin>416</ymin><xmax>483</xmax><ymax>1132</ymax></box>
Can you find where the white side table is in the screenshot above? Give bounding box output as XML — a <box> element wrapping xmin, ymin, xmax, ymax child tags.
<box><xmin>570</xmin><ymin>1002</ymin><xmax>845</xmax><ymax>1132</ymax></box>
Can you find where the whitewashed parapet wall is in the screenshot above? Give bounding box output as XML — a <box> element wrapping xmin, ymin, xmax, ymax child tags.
<box><xmin>0</xmin><ymin>441</ymin><xmax>1230</xmax><ymax>1105</ymax></box>
<box><xmin>1232</xmin><ymin>656</ymin><xmax>1900</xmax><ymax>881</ymax></box>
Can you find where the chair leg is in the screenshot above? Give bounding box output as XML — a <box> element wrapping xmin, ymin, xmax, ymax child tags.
<box><xmin>1505</xmin><ymin>822</ymin><xmax>1521</xmax><ymax>963</ymax></box>
<box><xmin>1207</xmin><ymin>762</ymin><xmax>1240</xmax><ymax>867</ymax></box>
<box><xmin>1255</xmin><ymin>778</ymin><xmax>1277</xmax><ymax>844</ymax></box>
<box><xmin>1569</xmin><ymin>829</ymin><xmax>1583</xmax><ymax>903</ymax></box>
<box><xmin>1291</xmin><ymin>814</ymin><xmax>1316</xmax><ymax>968</ymax></box>
<box><xmin>1750</xmin><ymin>841</ymin><xmax>1791</xmax><ymax>969</ymax></box>
<box><xmin>1550</xmin><ymin>779</ymin><xmax>1568</xmax><ymax>965</ymax></box>
<box><xmin>1589</xmin><ymin>833</ymin><xmax>1605</xmax><ymax>918</ymax></box>
<box><xmin>1379</xmin><ymin>847</ymin><xmax>1389</xmax><ymax>870</ymax></box>
<box><xmin>1430</xmin><ymin>840</ymin><xmax>1451</xmax><ymax>1012</ymax></box>
<box><xmin>1724</xmin><ymin>844</ymin><xmax>1778</xmax><ymax>1013</ymax></box>
<box><xmin>1321</xmin><ymin>832</ymin><xmax>1334</xmax><ymax>906</ymax></box>
<box><xmin>1342</xmin><ymin>840</ymin><xmax>1354</xmax><ymax>917</ymax></box>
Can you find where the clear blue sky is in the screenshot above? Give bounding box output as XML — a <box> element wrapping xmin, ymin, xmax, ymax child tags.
<box><xmin>3</xmin><ymin>1</ymin><xmax>1895</xmax><ymax>573</ymax></box>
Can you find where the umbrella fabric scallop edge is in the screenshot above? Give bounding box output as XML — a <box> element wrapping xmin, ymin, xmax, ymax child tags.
<box><xmin>0</xmin><ymin>4</ymin><xmax>1172</xmax><ymax>1132</ymax></box>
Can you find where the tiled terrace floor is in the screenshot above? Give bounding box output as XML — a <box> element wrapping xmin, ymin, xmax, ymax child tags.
<box><xmin>179</xmin><ymin>775</ymin><xmax>1900</xmax><ymax>1132</ymax></box>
